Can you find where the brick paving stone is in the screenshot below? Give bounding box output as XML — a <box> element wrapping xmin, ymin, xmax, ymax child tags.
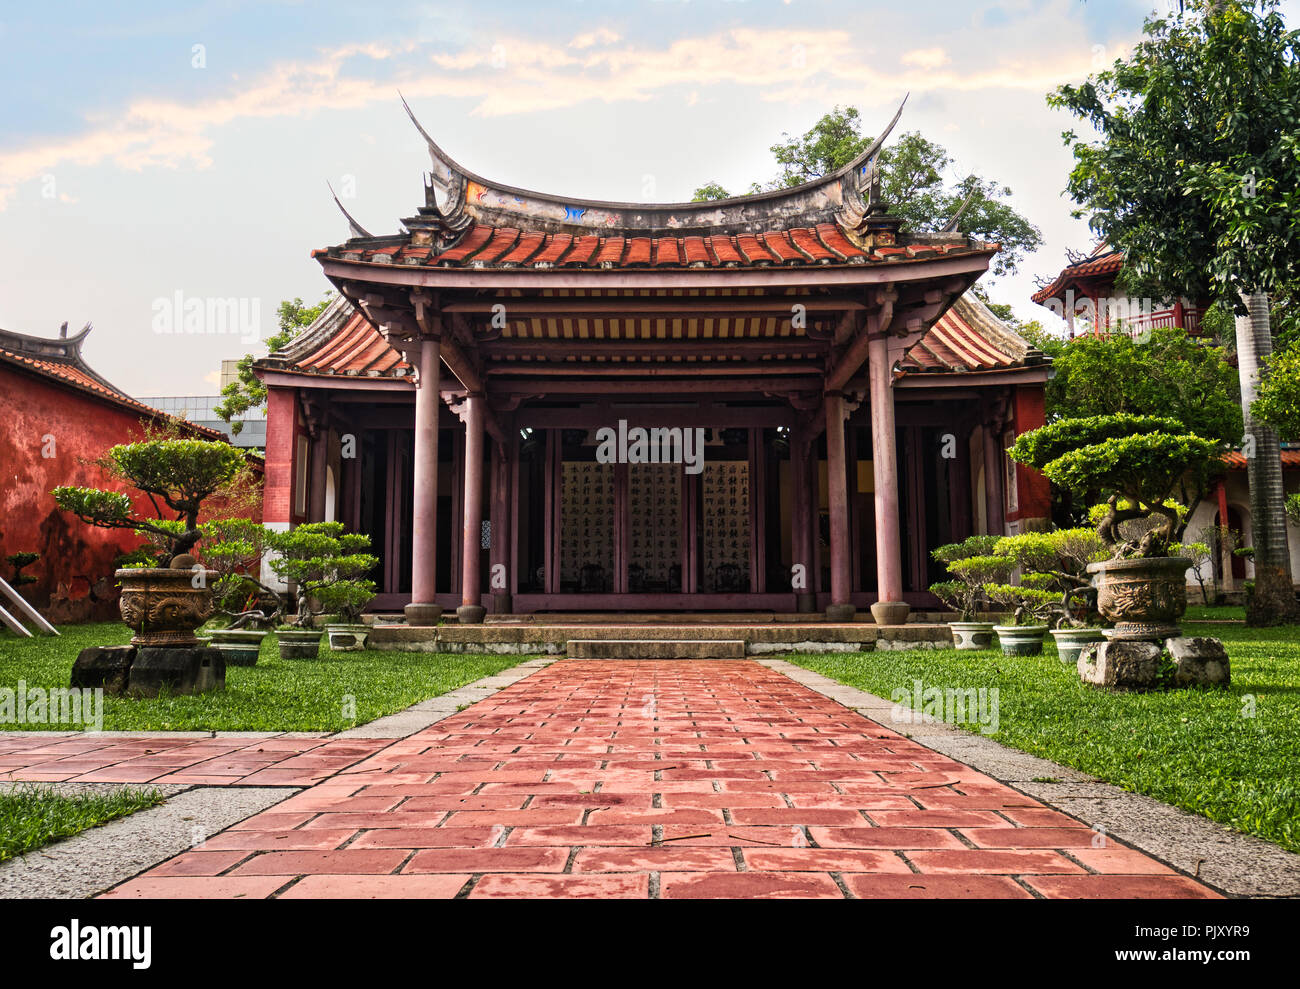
<box><xmin>660</xmin><ymin>872</ymin><xmax>843</xmax><ymax>899</ymax></box>
<box><xmin>843</xmin><ymin>875</ymin><xmax>1034</xmax><ymax>899</ymax></box>
<box><xmin>1025</xmin><ymin>875</ymin><xmax>1223</xmax><ymax>899</ymax></box>
<box><xmin>97</xmin><ymin>660</ymin><xmax>1215</xmax><ymax>900</ymax></box>
<box><xmin>469</xmin><ymin>874</ymin><xmax>648</xmax><ymax>898</ymax></box>
<box><xmin>278</xmin><ymin>875</ymin><xmax>472</xmax><ymax>898</ymax></box>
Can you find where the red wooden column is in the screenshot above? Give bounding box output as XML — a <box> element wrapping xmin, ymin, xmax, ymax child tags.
<box><xmin>868</xmin><ymin>334</ymin><xmax>909</xmax><ymax>624</ymax></box>
<box><xmin>790</xmin><ymin>425</ymin><xmax>815</xmax><ymax>612</ymax></box>
<box><xmin>458</xmin><ymin>394</ymin><xmax>486</xmax><ymax>623</ymax></box>
<box><xmin>825</xmin><ymin>393</ymin><xmax>855</xmax><ymax>621</ymax></box>
<box><xmin>405</xmin><ymin>335</ymin><xmax>442</xmax><ymax>626</ymax></box>
<box><xmin>982</xmin><ymin>420</ymin><xmax>1006</xmax><ymax>537</ymax></box>
<box><xmin>1215</xmin><ymin>478</ymin><xmax>1235</xmax><ymax>596</ymax></box>
<box><xmin>490</xmin><ymin>421</ymin><xmax>513</xmax><ymax>615</ymax></box>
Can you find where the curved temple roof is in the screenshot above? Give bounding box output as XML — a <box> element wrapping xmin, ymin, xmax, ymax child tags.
<box><xmin>313</xmin><ymin>98</ymin><xmax>998</xmax><ymax>274</ymax></box>
<box><xmin>400</xmin><ymin>94</ymin><xmax>906</xmax><ymax>240</ymax></box>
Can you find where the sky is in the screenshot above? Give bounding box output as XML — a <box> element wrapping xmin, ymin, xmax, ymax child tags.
<box><xmin>2</xmin><ymin>0</ymin><xmax>1291</xmax><ymax>397</ymax></box>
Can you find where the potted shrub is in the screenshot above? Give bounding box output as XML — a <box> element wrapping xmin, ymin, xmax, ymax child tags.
<box><xmin>983</xmin><ymin>576</ymin><xmax>1058</xmax><ymax>656</ymax></box>
<box><xmin>268</xmin><ymin>522</ymin><xmax>378</xmax><ymax>657</ymax></box>
<box><xmin>995</xmin><ymin>529</ymin><xmax>1110</xmax><ymax>663</ymax></box>
<box><xmin>53</xmin><ymin>436</ymin><xmax>246</xmax><ymax>646</ymax></box>
<box><xmin>1007</xmin><ymin>414</ymin><xmax>1223</xmax><ymax>642</ymax></box>
<box><xmin>196</xmin><ymin>518</ymin><xmax>283</xmax><ymax>666</ymax></box>
<box><xmin>929</xmin><ymin>536</ymin><xmax>1012</xmax><ymax>650</ymax></box>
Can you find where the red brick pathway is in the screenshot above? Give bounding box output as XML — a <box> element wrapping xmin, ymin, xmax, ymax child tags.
<box><xmin>0</xmin><ymin>734</ymin><xmax>388</xmax><ymax>786</ymax></box>
<box><xmin>96</xmin><ymin>661</ymin><xmax>1219</xmax><ymax>899</ymax></box>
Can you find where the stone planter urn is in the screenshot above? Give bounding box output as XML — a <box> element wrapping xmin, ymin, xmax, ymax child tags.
<box><xmin>325</xmin><ymin>623</ymin><xmax>369</xmax><ymax>652</ymax></box>
<box><xmin>1049</xmin><ymin>627</ymin><xmax>1106</xmax><ymax>665</ymax></box>
<box><xmin>207</xmin><ymin>628</ymin><xmax>267</xmax><ymax>666</ymax></box>
<box><xmin>276</xmin><ymin>628</ymin><xmax>323</xmax><ymax>660</ymax></box>
<box><xmin>116</xmin><ymin>567</ymin><xmax>216</xmax><ymax>647</ymax></box>
<box><xmin>993</xmin><ymin>624</ymin><xmax>1049</xmax><ymax>656</ymax></box>
<box><xmin>948</xmin><ymin>621</ymin><xmax>996</xmax><ymax>651</ymax></box>
<box><xmin>1088</xmin><ymin>557</ymin><xmax>1188</xmax><ymax>642</ymax></box>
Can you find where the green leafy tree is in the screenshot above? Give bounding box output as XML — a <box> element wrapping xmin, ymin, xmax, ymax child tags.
<box><xmin>1049</xmin><ymin>0</ymin><xmax>1298</xmax><ymax>623</ymax></box>
<box><xmin>268</xmin><ymin>522</ymin><xmax>378</xmax><ymax>626</ymax></box>
<box><xmin>1253</xmin><ymin>342</ymin><xmax>1300</xmax><ymax>440</ymax></box>
<box><xmin>54</xmin><ymin>439</ymin><xmax>247</xmax><ymax>561</ymax></box>
<box><xmin>214</xmin><ymin>295</ymin><xmax>333</xmax><ymax>435</ymax></box>
<box><xmin>692</xmin><ymin>108</ymin><xmax>1042</xmax><ymax>277</ymax></box>
<box><xmin>1044</xmin><ymin>326</ymin><xmax>1243</xmax><ymax>445</ymax></box>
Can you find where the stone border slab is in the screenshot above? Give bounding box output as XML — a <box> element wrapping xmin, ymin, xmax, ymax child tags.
<box><xmin>759</xmin><ymin>658</ymin><xmax>1300</xmax><ymax>899</ymax></box>
<box><xmin>0</xmin><ymin>783</ymin><xmax>299</xmax><ymax>899</ymax></box>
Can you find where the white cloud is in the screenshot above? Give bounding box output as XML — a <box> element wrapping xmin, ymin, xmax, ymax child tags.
<box><xmin>0</xmin><ymin>19</ymin><xmax>1121</xmax><ymax>210</ymax></box>
<box><xmin>902</xmin><ymin>47</ymin><xmax>951</xmax><ymax>70</ymax></box>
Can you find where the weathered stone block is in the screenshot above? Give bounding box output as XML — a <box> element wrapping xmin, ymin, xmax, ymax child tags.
<box><xmin>1166</xmin><ymin>636</ymin><xmax>1231</xmax><ymax>687</ymax></box>
<box><xmin>1078</xmin><ymin>640</ymin><xmax>1160</xmax><ymax>690</ymax></box>
<box><xmin>128</xmin><ymin>646</ymin><xmax>225</xmax><ymax>697</ymax></box>
<box><xmin>70</xmin><ymin>645</ymin><xmax>136</xmax><ymax>696</ymax></box>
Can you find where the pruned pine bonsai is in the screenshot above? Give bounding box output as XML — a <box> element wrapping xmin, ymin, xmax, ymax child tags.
<box><xmin>982</xmin><ymin>580</ymin><xmax>1060</xmax><ymax>627</ymax></box>
<box><xmin>993</xmin><ymin>529</ymin><xmax>1108</xmax><ymax>629</ymax></box>
<box><xmin>1006</xmin><ymin>414</ymin><xmax>1224</xmax><ymax>559</ymax></box>
<box><xmin>5</xmin><ymin>552</ymin><xmax>39</xmax><ymax>588</ymax></box>
<box><xmin>195</xmin><ymin>519</ymin><xmax>284</xmax><ymax>629</ymax></box>
<box><xmin>929</xmin><ymin>535</ymin><xmax>1013</xmax><ymax>621</ymax></box>
<box><xmin>53</xmin><ymin>437</ymin><xmax>246</xmax><ymax>564</ymax></box>
<box><xmin>268</xmin><ymin>522</ymin><xmax>378</xmax><ymax>628</ymax></box>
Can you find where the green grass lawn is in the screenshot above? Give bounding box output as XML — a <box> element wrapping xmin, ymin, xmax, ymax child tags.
<box><xmin>0</xmin><ymin>622</ymin><xmax>522</xmax><ymax>732</ymax></box>
<box><xmin>0</xmin><ymin>784</ymin><xmax>165</xmax><ymax>862</ymax></box>
<box><xmin>789</xmin><ymin>620</ymin><xmax>1300</xmax><ymax>854</ymax></box>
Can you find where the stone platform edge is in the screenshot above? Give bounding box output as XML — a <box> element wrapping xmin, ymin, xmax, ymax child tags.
<box><xmin>368</xmin><ymin>623</ymin><xmax>955</xmax><ymax>654</ymax></box>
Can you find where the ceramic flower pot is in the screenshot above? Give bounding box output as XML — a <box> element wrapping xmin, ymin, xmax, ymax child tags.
<box><xmin>207</xmin><ymin>628</ymin><xmax>267</xmax><ymax>667</ymax></box>
<box><xmin>1049</xmin><ymin>627</ymin><xmax>1106</xmax><ymax>665</ymax></box>
<box><xmin>948</xmin><ymin>621</ymin><xmax>996</xmax><ymax>651</ymax></box>
<box><xmin>1088</xmin><ymin>556</ymin><xmax>1188</xmax><ymax>641</ymax></box>
<box><xmin>325</xmin><ymin>624</ymin><xmax>369</xmax><ymax>652</ymax></box>
<box><xmin>116</xmin><ymin>568</ymin><xmax>216</xmax><ymax>647</ymax></box>
<box><xmin>993</xmin><ymin>624</ymin><xmax>1049</xmax><ymax>656</ymax></box>
<box><xmin>276</xmin><ymin>629</ymin><xmax>323</xmax><ymax>660</ymax></box>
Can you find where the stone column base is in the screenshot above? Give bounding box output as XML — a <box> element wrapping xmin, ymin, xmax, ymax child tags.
<box><xmin>825</xmin><ymin>603</ymin><xmax>857</xmax><ymax>622</ymax></box>
<box><xmin>404</xmin><ymin>602</ymin><xmax>443</xmax><ymax>626</ymax></box>
<box><xmin>870</xmin><ymin>601</ymin><xmax>911</xmax><ymax>626</ymax></box>
<box><xmin>457</xmin><ymin>604</ymin><xmax>487</xmax><ymax>625</ymax></box>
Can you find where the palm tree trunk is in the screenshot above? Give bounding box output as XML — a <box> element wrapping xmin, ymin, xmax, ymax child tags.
<box><xmin>1235</xmin><ymin>292</ymin><xmax>1299</xmax><ymax>625</ymax></box>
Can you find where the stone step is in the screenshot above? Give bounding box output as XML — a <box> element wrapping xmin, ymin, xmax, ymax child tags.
<box><xmin>566</xmin><ymin>639</ymin><xmax>747</xmax><ymax>660</ymax></box>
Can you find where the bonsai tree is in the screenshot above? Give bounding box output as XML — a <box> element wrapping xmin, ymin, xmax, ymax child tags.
<box><xmin>993</xmin><ymin>529</ymin><xmax>1109</xmax><ymax>628</ymax></box>
<box><xmin>267</xmin><ymin>522</ymin><xmax>378</xmax><ymax>627</ymax></box>
<box><xmin>982</xmin><ymin>580</ymin><xmax>1060</xmax><ymax>627</ymax></box>
<box><xmin>192</xmin><ymin>519</ymin><xmax>284</xmax><ymax>629</ymax></box>
<box><xmin>1176</xmin><ymin>538</ymin><xmax>1216</xmax><ymax>606</ymax></box>
<box><xmin>53</xmin><ymin>437</ymin><xmax>247</xmax><ymax>563</ymax></box>
<box><xmin>1007</xmin><ymin>414</ymin><xmax>1224</xmax><ymax>559</ymax></box>
<box><xmin>5</xmin><ymin>552</ymin><xmax>39</xmax><ymax>588</ymax></box>
<box><xmin>929</xmin><ymin>535</ymin><xmax>1013</xmax><ymax>621</ymax></box>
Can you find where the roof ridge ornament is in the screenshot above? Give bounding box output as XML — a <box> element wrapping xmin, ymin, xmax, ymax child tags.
<box><xmin>941</xmin><ymin>189</ymin><xmax>976</xmax><ymax>233</ymax></box>
<box><xmin>327</xmin><ymin>181</ymin><xmax>374</xmax><ymax>240</ymax></box>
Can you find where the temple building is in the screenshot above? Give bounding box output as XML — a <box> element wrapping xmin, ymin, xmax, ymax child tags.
<box><xmin>1031</xmin><ymin>241</ymin><xmax>1210</xmax><ymax>338</ymax></box>
<box><xmin>255</xmin><ymin>102</ymin><xmax>1052</xmax><ymax>624</ymax></box>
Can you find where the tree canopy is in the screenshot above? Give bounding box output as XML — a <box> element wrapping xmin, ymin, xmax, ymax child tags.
<box><xmin>1043</xmin><ymin>326</ymin><xmax>1243</xmax><ymax>445</ymax></box>
<box><xmin>1049</xmin><ymin>0</ymin><xmax>1300</xmax><ymax>307</ymax></box>
<box><xmin>691</xmin><ymin>106</ymin><xmax>1042</xmax><ymax>278</ymax></box>
<box><xmin>214</xmin><ymin>294</ymin><xmax>333</xmax><ymax>434</ymax></box>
